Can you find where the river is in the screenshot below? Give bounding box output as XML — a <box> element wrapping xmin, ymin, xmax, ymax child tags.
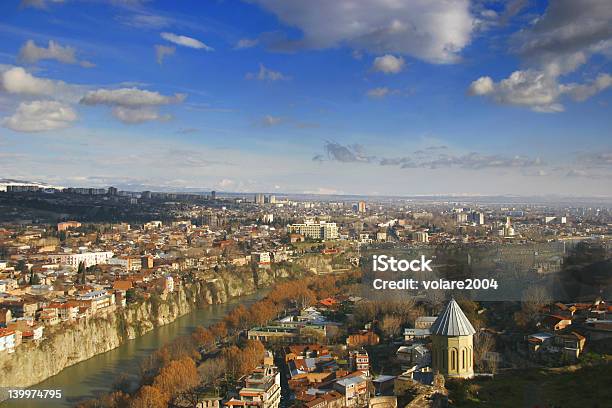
<box><xmin>2</xmin><ymin>290</ymin><xmax>267</xmax><ymax>408</ymax></box>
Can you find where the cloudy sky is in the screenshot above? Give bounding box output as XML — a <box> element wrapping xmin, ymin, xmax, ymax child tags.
<box><xmin>0</xmin><ymin>0</ymin><xmax>611</xmax><ymax>196</ymax></box>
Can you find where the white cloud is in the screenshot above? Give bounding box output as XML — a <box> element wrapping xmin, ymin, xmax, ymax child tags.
<box><xmin>522</xmin><ymin>169</ymin><xmax>549</xmax><ymax>177</ymax></box>
<box><xmin>372</xmin><ymin>54</ymin><xmax>405</xmax><ymax>74</ymax></box>
<box><xmin>251</xmin><ymin>0</ymin><xmax>475</xmax><ymax>64</ymax></box>
<box><xmin>0</xmin><ymin>66</ymin><xmax>81</xmax><ymax>102</ymax></box>
<box><xmin>2</xmin><ymin>100</ymin><xmax>76</xmax><ymax>132</ymax></box>
<box><xmin>111</xmin><ymin>106</ymin><xmax>170</xmax><ymax>124</ymax></box>
<box><xmin>566</xmin><ymin>169</ymin><xmax>590</xmax><ymax>178</ymax></box>
<box><xmin>160</xmin><ymin>32</ymin><xmax>213</xmax><ymax>50</ymax></box>
<box><xmin>0</xmin><ymin>67</ymin><xmax>184</xmax><ymax>126</ymax></box>
<box><xmin>218</xmin><ymin>178</ymin><xmax>235</xmax><ymax>188</ymax></box>
<box><xmin>323</xmin><ymin>141</ymin><xmax>372</xmax><ymax>163</ymax></box>
<box><xmin>245</xmin><ymin>63</ymin><xmax>289</xmax><ymax>81</ymax></box>
<box><xmin>235</xmin><ymin>38</ymin><xmax>259</xmax><ymax>49</ymax></box>
<box><xmin>512</xmin><ymin>0</ymin><xmax>612</xmax><ymax>76</ymax></box>
<box><xmin>576</xmin><ymin>151</ymin><xmax>612</xmax><ymax>167</ymax></box>
<box><xmin>467</xmin><ymin>76</ymin><xmax>494</xmax><ymax>95</ymax></box>
<box><xmin>118</xmin><ymin>13</ymin><xmax>171</xmax><ymax>29</ymax></box>
<box><xmin>18</xmin><ymin>40</ymin><xmax>94</xmax><ymax>67</ymax></box>
<box><xmin>469</xmin><ymin>70</ymin><xmax>564</xmax><ymax>112</ymax></box>
<box><xmin>80</xmin><ymin>88</ymin><xmax>185</xmax><ymax>107</ymax></box>
<box><xmin>155</xmin><ymin>44</ymin><xmax>175</xmax><ymax>64</ymax></box>
<box><xmin>469</xmin><ymin>70</ymin><xmax>611</xmax><ymax>112</ymax></box>
<box><xmin>19</xmin><ymin>40</ymin><xmax>75</xmax><ymax>64</ymax></box>
<box><xmin>319</xmin><ymin>142</ymin><xmax>543</xmax><ymax>170</ymax></box>
<box><xmin>80</xmin><ymin>87</ymin><xmax>184</xmax><ymax>124</ymax></box>
<box><xmin>302</xmin><ymin>187</ymin><xmax>341</xmax><ymax>195</ymax></box>
<box><xmin>261</xmin><ymin>115</ymin><xmax>282</xmax><ymax>126</ymax></box>
<box><xmin>367</xmin><ymin>87</ymin><xmax>398</xmax><ymax>98</ymax></box>
<box><xmin>564</xmin><ymin>74</ymin><xmax>612</xmax><ymax>101</ymax></box>
<box><xmin>470</xmin><ymin>0</ymin><xmax>612</xmax><ymax>112</ymax></box>
<box><xmin>20</xmin><ymin>0</ymin><xmax>64</xmax><ymax>9</ymax></box>
<box><xmin>0</xmin><ymin>66</ymin><xmax>57</xmax><ymax>96</ymax></box>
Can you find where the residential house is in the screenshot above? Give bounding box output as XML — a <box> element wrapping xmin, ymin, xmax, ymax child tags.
<box><xmin>403</xmin><ymin>328</ymin><xmax>431</xmax><ymax>342</ymax></box>
<box><xmin>225</xmin><ymin>364</ymin><xmax>281</xmax><ymax>408</ymax></box>
<box><xmin>7</xmin><ymin>319</ymin><xmax>44</xmax><ymax>341</ymax></box>
<box><xmin>302</xmin><ymin>391</ymin><xmax>344</xmax><ymax>408</ymax></box>
<box><xmin>1</xmin><ymin>299</ymin><xmax>38</xmax><ymax>318</ymax></box>
<box><xmin>555</xmin><ymin>331</ymin><xmax>586</xmax><ymax>359</ymax></box>
<box><xmin>349</xmin><ymin>349</ymin><xmax>370</xmax><ymax>376</ymax></box>
<box><xmin>543</xmin><ymin>315</ymin><xmax>572</xmax><ymax>331</ymax></box>
<box><xmin>371</xmin><ymin>376</ymin><xmax>396</xmax><ymax>397</ymax></box>
<box><xmin>527</xmin><ymin>332</ymin><xmax>555</xmax><ymax>353</ymax></box>
<box><xmin>57</xmin><ymin>301</ymin><xmax>80</xmax><ymax>321</ymax></box>
<box><xmin>77</xmin><ymin>290</ymin><xmax>115</xmax><ymax>313</ymax></box>
<box><xmin>333</xmin><ymin>375</ymin><xmax>369</xmax><ymax>408</ymax></box>
<box><xmin>396</xmin><ymin>344</ymin><xmax>431</xmax><ymax>367</ymax></box>
<box><xmin>39</xmin><ymin>307</ymin><xmax>61</xmax><ymax>326</ymax></box>
<box><xmin>415</xmin><ymin>316</ymin><xmax>437</xmax><ymax>329</ymax></box>
<box><xmin>0</xmin><ymin>328</ymin><xmax>16</xmax><ymax>353</ymax></box>
<box><xmin>0</xmin><ymin>308</ymin><xmax>11</xmax><ymax>326</ymax></box>
<box><xmin>112</xmin><ymin>280</ymin><xmax>133</xmax><ymax>292</ymax></box>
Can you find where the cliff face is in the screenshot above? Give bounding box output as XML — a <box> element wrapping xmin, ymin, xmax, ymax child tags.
<box><xmin>0</xmin><ymin>266</ymin><xmax>306</xmax><ymax>389</ymax></box>
<box><xmin>295</xmin><ymin>254</ymin><xmax>335</xmax><ymax>274</ymax></box>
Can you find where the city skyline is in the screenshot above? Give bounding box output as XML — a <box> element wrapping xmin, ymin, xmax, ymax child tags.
<box><xmin>0</xmin><ymin>0</ymin><xmax>611</xmax><ymax>196</ymax></box>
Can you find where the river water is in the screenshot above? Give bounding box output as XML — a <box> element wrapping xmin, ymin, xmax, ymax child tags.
<box><xmin>2</xmin><ymin>290</ymin><xmax>267</xmax><ymax>408</ymax></box>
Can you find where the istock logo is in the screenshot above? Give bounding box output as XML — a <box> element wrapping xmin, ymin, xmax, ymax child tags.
<box><xmin>372</xmin><ymin>255</ymin><xmax>433</xmax><ymax>272</ymax></box>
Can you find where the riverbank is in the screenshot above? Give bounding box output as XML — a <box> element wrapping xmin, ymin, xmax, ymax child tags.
<box><xmin>0</xmin><ymin>265</ymin><xmax>306</xmax><ymax>392</ymax></box>
<box><xmin>1</xmin><ymin>291</ymin><xmax>269</xmax><ymax>408</ymax></box>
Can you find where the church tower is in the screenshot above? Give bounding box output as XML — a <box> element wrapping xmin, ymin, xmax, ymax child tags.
<box><xmin>430</xmin><ymin>298</ymin><xmax>476</xmax><ymax>379</ymax></box>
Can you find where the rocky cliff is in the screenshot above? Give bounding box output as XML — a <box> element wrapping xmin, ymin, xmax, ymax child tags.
<box><xmin>0</xmin><ymin>265</ymin><xmax>307</xmax><ymax>389</ymax></box>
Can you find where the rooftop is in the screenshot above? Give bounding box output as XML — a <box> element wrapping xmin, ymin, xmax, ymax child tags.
<box><xmin>430</xmin><ymin>298</ymin><xmax>476</xmax><ymax>337</ymax></box>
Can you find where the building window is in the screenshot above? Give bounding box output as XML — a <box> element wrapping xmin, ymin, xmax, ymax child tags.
<box><xmin>462</xmin><ymin>349</ymin><xmax>465</xmax><ymax>369</ymax></box>
<box><xmin>468</xmin><ymin>347</ymin><xmax>472</xmax><ymax>368</ymax></box>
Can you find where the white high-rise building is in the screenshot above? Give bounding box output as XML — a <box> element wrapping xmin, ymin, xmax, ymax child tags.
<box><xmin>287</xmin><ymin>220</ymin><xmax>338</xmax><ymax>240</ymax></box>
<box><xmin>413</xmin><ymin>231</ymin><xmax>429</xmax><ymax>243</ymax></box>
<box><xmin>503</xmin><ymin>217</ymin><xmax>515</xmax><ymax>237</ymax></box>
<box><xmin>48</xmin><ymin>251</ymin><xmax>114</xmax><ymax>268</ymax></box>
<box><xmin>456</xmin><ymin>213</ymin><xmax>469</xmax><ymax>223</ymax></box>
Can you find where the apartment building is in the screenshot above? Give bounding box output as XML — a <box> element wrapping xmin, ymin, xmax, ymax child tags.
<box><xmin>48</xmin><ymin>251</ymin><xmax>114</xmax><ymax>268</ymax></box>
<box><xmin>225</xmin><ymin>364</ymin><xmax>281</xmax><ymax>408</ymax></box>
<box><xmin>0</xmin><ymin>328</ymin><xmax>16</xmax><ymax>353</ymax></box>
<box><xmin>287</xmin><ymin>221</ymin><xmax>339</xmax><ymax>240</ymax></box>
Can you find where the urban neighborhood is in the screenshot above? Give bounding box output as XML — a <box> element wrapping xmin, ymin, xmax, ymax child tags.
<box><xmin>0</xmin><ymin>183</ymin><xmax>610</xmax><ymax>407</ymax></box>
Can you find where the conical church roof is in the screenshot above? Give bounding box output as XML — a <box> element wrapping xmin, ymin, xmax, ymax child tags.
<box><xmin>430</xmin><ymin>298</ymin><xmax>476</xmax><ymax>336</ymax></box>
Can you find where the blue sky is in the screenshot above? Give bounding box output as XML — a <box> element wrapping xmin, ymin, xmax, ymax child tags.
<box><xmin>0</xmin><ymin>0</ymin><xmax>611</xmax><ymax>196</ymax></box>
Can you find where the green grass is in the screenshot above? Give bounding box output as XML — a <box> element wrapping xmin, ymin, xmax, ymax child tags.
<box><xmin>447</xmin><ymin>361</ymin><xmax>612</xmax><ymax>408</ymax></box>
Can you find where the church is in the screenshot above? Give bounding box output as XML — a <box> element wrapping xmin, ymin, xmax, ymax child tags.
<box><xmin>430</xmin><ymin>299</ymin><xmax>476</xmax><ymax>379</ymax></box>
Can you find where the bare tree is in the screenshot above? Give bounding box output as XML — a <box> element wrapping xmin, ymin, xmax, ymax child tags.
<box><xmin>521</xmin><ymin>285</ymin><xmax>551</xmax><ymax>315</ymax></box>
<box><xmin>473</xmin><ymin>331</ymin><xmax>495</xmax><ymax>372</ymax></box>
<box><xmin>380</xmin><ymin>315</ymin><xmax>402</xmax><ymax>339</ymax></box>
<box><xmin>198</xmin><ymin>357</ymin><xmax>226</xmax><ymax>385</ymax></box>
<box><xmin>423</xmin><ymin>288</ymin><xmax>446</xmax><ymax>314</ymax></box>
